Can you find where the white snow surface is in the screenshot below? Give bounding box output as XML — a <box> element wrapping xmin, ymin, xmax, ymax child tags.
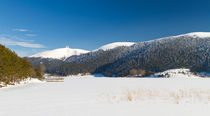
<box><xmin>0</xmin><ymin>78</ymin><xmax>44</xmax><ymax>89</ymax></box>
<box><xmin>30</xmin><ymin>46</ymin><xmax>89</xmax><ymax>60</ymax></box>
<box><xmin>94</xmin><ymin>42</ymin><xmax>135</xmax><ymax>51</ymax></box>
<box><xmin>160</xmin><ymin>32</ymin><xmax>210</xmax><ymax>39</ymax></box>
<box><xmin>179</xmin><ymin>32</ymin><xmax>210</xmax><ymax>38</ymax></box>
<box><xmin>153</xmin><ymin>68</ymin><xmax>200</xmax><ymax>78</ymax></box>
<box><xmin>1</xmin><ymin>75</ymin><xmax>210</xmax><ymax>116</ymax></box>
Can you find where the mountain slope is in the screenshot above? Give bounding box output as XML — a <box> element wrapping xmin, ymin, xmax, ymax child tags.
<box><xmin>93</xmin><ymin>42</ymin><xmax>135</xmax><ymax>51</ymax></box>
<box><xmin>96</xmin><ymin>32</ymin><xmax>210</xmax><ymax>76</ymax></box>
<box><xmin>28</xmin><ymin>42</ymin><xmax>136</xmax><ymax>76</ymax></box>
<box><xmin>30</xmin><ymin>46</ymin><xmax>89</xmax><ymax>60</ymax></box>
<box><xmin>28</xmin><ymin>32</ymin><xmax>210</xmax><ymax>77</ymax></box>
<box><xmin>65</xmin><ymin>32</ymin><xmax>210</xmax><ymax>76</ymax></box>
<box><xmin>176</xmin><ymin>32</ymin><xmax>210</xmax><ymax>38</ymax></box>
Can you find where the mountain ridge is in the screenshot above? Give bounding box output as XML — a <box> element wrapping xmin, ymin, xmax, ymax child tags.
<box><xmin>30</xmin><ymin>42</ymin><xmax>136</xmax><ymax>60</ymax></box>
<box><xmin>27</xmin><ymin>32</ymin><xmax>210</xmax><ymax>77</ymax></box>
<box><xmin>30</xmin><ymin>46</ymin><xmax>89</xmax><ymax>60</ymax></box>
<box><xmin>93</xmin><ymin>42</ymin><xmax>135</xmax><ymax>51</ymax></box>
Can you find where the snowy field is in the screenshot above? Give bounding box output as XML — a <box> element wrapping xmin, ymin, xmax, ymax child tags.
<box><xmin>1</xmin><ymin>76</ymin><xmax>210</xmax><ymax>116</ymax></box>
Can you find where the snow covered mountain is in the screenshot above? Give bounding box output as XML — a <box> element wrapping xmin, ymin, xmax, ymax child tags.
<box><xmin>176</xmin><ymin>32</ymin><xmax>210</xmax><ymax>38</ymax></box>
<box><xmin>93</xmin><ymin>42</ymin><xmax>135</xmax><ymax>51</ymax></box>
<box><xmin>30</xmin><ymin>46</ymin><xmax>89</xmax><ymax>60</ymax></box>
<box><xmin>96</xmin><ymin>32</ymin><xmax>210</xmax><ymax>76</ymax></box>
<box><xmin>30</xmin><ymin>42</ymin><xmax>135</xmax><ymax>60</ymax></box>
<box><xmin>28</xmin><ymin>32</ymin><xmax>210</xmax><ymax>77</ymax></box>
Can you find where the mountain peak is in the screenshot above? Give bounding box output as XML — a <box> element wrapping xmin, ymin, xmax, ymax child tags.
<box><xmin>30</xmin><ymin>47</ymin><xmax>89</xmax><ymax>60</ymax></box>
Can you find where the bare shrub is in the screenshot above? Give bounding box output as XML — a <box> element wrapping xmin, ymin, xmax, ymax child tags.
<box><xmin>129</xmin><ymin>69</ymin><xmax>146</xmax><ymax>77</ymax></box>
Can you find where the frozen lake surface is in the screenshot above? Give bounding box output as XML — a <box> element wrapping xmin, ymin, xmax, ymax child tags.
<box><xmin>1</xmin><ymin>76</ymin><xmax>210</xmax><ymax>116</ymax></box>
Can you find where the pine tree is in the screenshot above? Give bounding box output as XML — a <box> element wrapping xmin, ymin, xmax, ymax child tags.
<box><xmin>0</xmin><ymin>44</ymin><xmax>43</xmax><ymax>85</ymax></box>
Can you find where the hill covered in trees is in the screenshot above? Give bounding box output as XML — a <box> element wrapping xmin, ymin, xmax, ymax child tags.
<box><xmin>96</xmin><ymin>34</ymin><xmax>210</xmax><ymax>76</ymax></box>
<box><xmin>0</xmin><ymin>44</ymin><xmax>43</xmax><ymax>85</ymax></box>
<box><xmin>28</xmin><ymin>45</ymin><xmax>134</xmax><ymax>76</ymax></box>
<box><xmin>28</xmin><ymin>32</ymin><xmax>210</xmax><ymax>77</ymax></box>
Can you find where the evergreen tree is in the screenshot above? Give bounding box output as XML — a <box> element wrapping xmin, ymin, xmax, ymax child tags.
<box><xmin>0</xmin><ymin>44</ymin><xmax>43</xmax><ymax>85</ymax></box>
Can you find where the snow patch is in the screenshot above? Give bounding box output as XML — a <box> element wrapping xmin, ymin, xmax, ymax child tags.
<box><xmin>180</xmin><ymin>32</ymin><xmax>210</xmax><ymax>38</ymax></box>
<box><xmin>0</xmin><ymin>78</ymin><xmax>44</xmax><ymax>89</ymax></box>
<box><xmin>144</xmin><ymin>32</ymin><xmax>210</xmax><ymax>44</ymax></box>
<box><xmin>30</xmin><ymin>46</ymin><xmax>89</xmax><ymax>60</ymax></box>
<box><xmin>161</xmin><ymin>32</ymin><xmax>210</xmax><ymax>39</ymax></box>
<box><xmin>152</xmin><ymin>68</ymin><xmax>200</xmax><ymax>78</ymax></box>
<box><xmin>94</xmin><ymin>42</ymin><xmax>135</xmax><ymax>51</ymax></box>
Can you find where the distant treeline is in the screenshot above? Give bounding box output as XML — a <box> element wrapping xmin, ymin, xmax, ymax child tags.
<box><xmin>0</xmin><ymin>45</ymin><xmax>43</xmax><ymax>85</ymax></box>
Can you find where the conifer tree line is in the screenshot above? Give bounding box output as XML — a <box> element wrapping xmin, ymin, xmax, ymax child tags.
<box><xmin>28</xmin><ymin>36</ymin><xmax>210</xmax><ymax>77</ymax></box>
<box><xmin>0</xmin><ymin>44</ymin><xmax>43</xmax><ymax>85</ymax></box>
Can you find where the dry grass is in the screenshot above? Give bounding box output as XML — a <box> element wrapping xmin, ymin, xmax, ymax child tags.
<box><xmin>101</xmin><ymin>88</ymin><xmax>210</xmax><ymax>104</ymax></box>
<box><xmin>45</xmin><ymin>77</ymin><xmax>64</xmax><ymax>82</ymax></box>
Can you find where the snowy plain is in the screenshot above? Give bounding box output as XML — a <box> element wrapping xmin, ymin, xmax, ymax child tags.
<box><xmin>1</xmin><ymin>75</ymin><xmax>210</xmax><ymax>116</ymax></box>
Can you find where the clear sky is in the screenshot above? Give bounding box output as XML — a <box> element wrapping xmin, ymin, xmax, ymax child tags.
<box><xmin>0</xmin><ymin>0</ymin><xmax>210</xmax><ymax>56</ymax></box>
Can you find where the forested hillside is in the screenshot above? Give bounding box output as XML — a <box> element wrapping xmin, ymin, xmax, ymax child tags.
<box><xmin>96</xmin><ymin>36</ymin><xmax>210</xmax><ymax>76</ymax></box>
<box><xmin>28</xmin><ymin>47</ymin><xmax>130</xmax><ymax>76</ymax></box>
<box><xmin>28</xmin><ymin>33</ymin><xmax>210</xmax><ymax>77</ymax></box>
<box><xmin>27</xmin><ymin>57</ymin><xmax>64</xmax><ymax>75</ymax></box>
<box><xmin>0</xmin><ymin>44</ymin><xmax>43</xmax><ymax>85</ymax></box>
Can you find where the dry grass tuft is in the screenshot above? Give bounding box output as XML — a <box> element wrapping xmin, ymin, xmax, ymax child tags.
<box><xmin>102</xmin><ymin>88</ymin><xmax>210</xmax><ymax>104</ymax></box>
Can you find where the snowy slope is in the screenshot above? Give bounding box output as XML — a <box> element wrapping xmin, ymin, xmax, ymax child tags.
<box><xmin>156</xmin><ymin>32</ymin><xmax>210</xmax><ymax>41</ymax></box>
<box><xmin>153</xmin><ymin>68</ymin><xmax>200</xmax><ymax>78</ymax></box>
<box><xmin>30</xmin><ymin>46</ymin><xmax>89</xmax><ymax>60</ymax></box>
<box><xmin>140</xmin><ymin>32</ymin><xmax>210</xmax><ymax>44</ymax></box>
<box><xmin>93</xmin><ymin>42</ymin><xmax>135</xmax><ymax>51</ymax></box>
<box><xmin>177</xmin><ymin>32</ymin><xmax>210</xmax><ymax>38</ymax></box>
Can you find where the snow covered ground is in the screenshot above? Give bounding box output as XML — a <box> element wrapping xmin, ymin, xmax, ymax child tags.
<box><xmin>0</xmin><ymin>78</ymin><xmax>44</xmax><ymax>88</ymax></box>
<box><xmin>1</xmin><ymin>76</ymin><xmax>210</xmax><ymax>116</ymax></box>
<box><xmin>152</xmin><ymin>68</ymin><xmax>202</xmax><ymax>78</ymax></box>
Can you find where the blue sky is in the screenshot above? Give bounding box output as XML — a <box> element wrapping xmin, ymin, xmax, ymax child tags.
<box><xmin>0</xmin><ymin>0</ymin><xmax>210</xmax><ymax>56</ymax></box>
